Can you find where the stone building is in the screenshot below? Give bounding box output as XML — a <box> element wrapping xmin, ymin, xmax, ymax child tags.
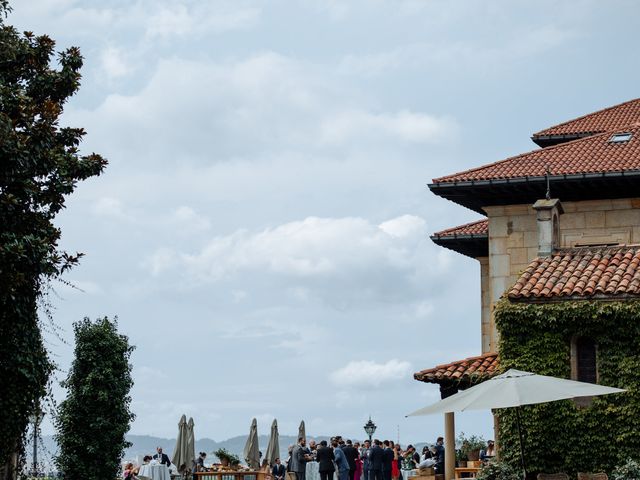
<box><xmin>414</xmin><ymin>98</ymin><xmax>640</xmax><ymax>477</ymax></box>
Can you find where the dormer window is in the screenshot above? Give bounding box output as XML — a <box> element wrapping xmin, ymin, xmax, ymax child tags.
<box><xmin>609</xmin><ymin>132</ymin><xmax>632</xmax><ymax>143</ymax></box>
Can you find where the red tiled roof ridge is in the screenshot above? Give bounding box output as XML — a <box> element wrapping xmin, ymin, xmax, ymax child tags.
<box><xmin>508</xmin><ymin>244</ymin><xmax>640</xmax><ymax>300</ymax></box>
<box><xmin>427</xmin><ymin>352</ymin><xmax>497</xmax><ymax>371</ymax></box>
<box><xmin>433</xmin><ymin>129</ymin><xmax>609</xmax><ymax>183</ymax></box>
<box><xmin>414</xmin><ymin>352</ymin><xmax>499</xmax><ymax>385</ymax></box>
<box><xmin>533</xmin><ymin>98</ymin><xmax>640</xmax><ymax>138</ymax></box>
<box><xmin>432</xmin><ymin>218</ymin><xmax>488</xmax><ymax>238</ymax></box>
<box><xmin>432</xmin><ymin>123</ymin><xmax>640</xmax><ymax>184</ymax></box>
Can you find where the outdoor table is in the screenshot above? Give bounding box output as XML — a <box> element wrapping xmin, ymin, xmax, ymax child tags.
<box><xmin>194</xmin><ymin>472</ymin><xmax>265</xmax><ymax>480</ymax></box>
<box><xmin>139</xmin><ymin>463</ymin><xmax>171</xmax><ymax>480</ymax></box>
<box><xmin>454</xmin><ymin>467</ymin><xmax>480</xmax><ymax>479</ymax></box>
<box><xmin>306</xmin><ymin>460</ymin><xmax>338</xmax><ymax>480</ymax></box>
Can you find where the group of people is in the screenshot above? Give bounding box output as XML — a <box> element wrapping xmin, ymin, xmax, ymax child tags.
<box><xmin>283</xmin><ymin>436</ymin><xmax>446</xmax><ymax>480</ymax></box>
<box><xmin>122</xmin><ymin>447</ymin><xmax>175</xmax><ymax>479</ymax></box>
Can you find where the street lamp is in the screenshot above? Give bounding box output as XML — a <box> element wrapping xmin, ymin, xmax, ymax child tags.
<box><xmin>363</xmin><ymin>416</ymin><xmax>377</xmax><ymax>443</ymax></box>
<box><xmin>29</xmin><ymin>410</ymin><xmax>43</xmax><ymax>477</ymax></box>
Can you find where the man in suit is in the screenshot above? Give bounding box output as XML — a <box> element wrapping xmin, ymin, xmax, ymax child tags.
<box><xmin>342</xmin><ymin>440</ymin><xmax>358</xmax><ymax>480</ymax></box>
<box><xmin>362</xmin><ymin>440</ymin><xmax>371</xmax><ymax>480</ymax></box>
<box><xmin>433</xmin><ymin>438</ymin><xmax>445</xmax><ymax>474</ymax></box>
<box><xmin>368</xmin><ymin>440</ymin><xmax>384</xmax><ymax>480</ymax></box>
<box><xmin>273</xmin><ymin>458</ymin><xmax>286</xmax><ymax>480</ymax></box>
<box><xmin>316</xmin><ymin>441</ymin><xmax>335</xmax><ymax>480</ymax></box>
<box><xmin>153</xmin><ymin>446</ymin><xmax>171</xmax><ymax>466</ymax></box>
<box><xmin>333</xmin><ymin>440</ymin><xmax>350</xmax><ymax>480</ymax></box>
<box><xmin>382</xmin><ymin>441</ymin><xmax>394</xmax><ymax>480</ymax></box>
<box><xmin>291</xmin><ymin>437</ymin><xmax>311</xmax><ymax>480</ymax></box>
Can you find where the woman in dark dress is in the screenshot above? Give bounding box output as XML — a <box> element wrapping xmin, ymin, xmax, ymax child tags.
<box><xmin>316</xmin><ymin>440</ymin><xmax>336</xmax><ymax>480</ymax></box>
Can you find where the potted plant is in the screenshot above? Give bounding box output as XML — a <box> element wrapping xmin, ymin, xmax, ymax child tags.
<box><xmin>456</xmin><ymin>447</ymin><xmax>468</xmax><ymax>467</ymax></box>
<box><xmin>214</xmin><ymin>448</ymin><xmax>241</xmax><ymax>468</ymax></box>
<box><xmin>456</xmin><ymin>433</ymin><xmax>487</xmax><ymax>465</ymax></box>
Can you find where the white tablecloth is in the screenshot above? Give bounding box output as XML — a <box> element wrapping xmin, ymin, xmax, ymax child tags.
<box><xmin>306</xmin><ymin>461</ymin><xmax>338</xmax><ymax>480</ymax></box>
<box><xmin>139</xmin><ymin>463</ymin><xmax>171</xmax><ymax>480</ymax></box>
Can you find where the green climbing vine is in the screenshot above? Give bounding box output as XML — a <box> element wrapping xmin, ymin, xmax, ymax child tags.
<box><xmin>494</xmin><ymin>299</ymin><xmax>640</xmax><ymax>476</ymax></box>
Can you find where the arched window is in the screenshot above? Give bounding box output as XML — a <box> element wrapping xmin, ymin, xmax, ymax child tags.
<box><xmin>571</xmin><ymin>336</ymin><xmax>597</xmax><ymax>384</ymax></box>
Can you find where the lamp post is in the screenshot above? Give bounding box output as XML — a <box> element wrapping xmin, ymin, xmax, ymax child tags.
<box><xmin>363</xmin><ymin>416</ymin><xmax>377</xmax><ymax>443</ymax></box>
<box><xmin>29</xmin><ymin>410</ymin><xmax>43</xmax><ymax>477</ymax></box>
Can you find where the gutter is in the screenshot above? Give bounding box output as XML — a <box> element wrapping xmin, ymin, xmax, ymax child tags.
<box><xmin>429</xmin><ymin>169</ymin><xmax>640</xmax><ymax>190</ymax></box>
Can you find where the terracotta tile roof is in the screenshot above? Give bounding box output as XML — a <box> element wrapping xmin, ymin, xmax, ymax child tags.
<box><xmin>533</xmin><ymin>98</ymin><xmax>640</xmax><ymax>138</ymax></box>
<box><xmin>432</xmin><ymin>219</ymin><xmax>488</xmax><ymax>238</ymax></box>
<box><xmin>414</xmin><ymin>353</ymin><xmax>499</xmax><ymax>385</ymax></box>
<box><xmin>508</xmin><ymin>245</ymin><xmax>640</xmax><ymax>301</ymax></box>
<box><xmin>433</xmin><ymin>125</ymin><xmax>640</xmax><ymax>184</ymax></box>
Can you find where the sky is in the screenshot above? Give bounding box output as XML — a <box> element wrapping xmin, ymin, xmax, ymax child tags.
<box><xmin>8</xmin><ymin>0</ymin><xmax>640</xmax><ymax>444</ymax></box>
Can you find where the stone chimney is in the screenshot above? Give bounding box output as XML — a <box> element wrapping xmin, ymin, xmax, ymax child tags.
<box><xmin>532</xmin><ymin>198</ymin><xmax>563</xmax><ymax>256</ymax></box>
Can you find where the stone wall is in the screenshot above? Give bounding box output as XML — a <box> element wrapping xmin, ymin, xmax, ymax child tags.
<box><xmin>480</xmin><ymin>197</ymin><xmax>640</xmax><ymax>353</ymax></box>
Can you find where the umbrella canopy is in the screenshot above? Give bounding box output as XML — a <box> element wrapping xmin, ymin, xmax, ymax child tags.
<box><xmin>243</xmin><ymin>418</ymin><xmax>260</xmax><ymax>469</ymax></box>
<box><xmin>265</xmin><ymin>419</ymin><xmax>280</xmax><ymax>466</ymax></box>
<box><xmin>186</xmin><ymin>417</ymin><xmax>196</xmax><ymax>471</ymax></box>
<box><xmin>172</xmin><ymin>414</ymin><xmax>189</xmax><ymax>471</ymax></box>
<box><xmin>298</xmin><ymin>420</ymin><xmax>306</xmax><ymax>442</ymax></box>
<box><xmin>407</xmin><ymin>369</ymin><xmax>625</xmax><ymax>416</ymax></box>
<box><xmin>407</xmin><ymin>369</ymin><xmax>625</xmax><ymax>480</ymax></box>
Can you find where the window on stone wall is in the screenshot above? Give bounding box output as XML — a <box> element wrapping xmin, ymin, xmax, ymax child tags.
<box><xmin>575</xmin><ymin>337</ymin><xmax>598</xmax><ymax>383</ymax></box>
<box><xmin>571</xmin><ymin>336</ymin><xmax>598</xmax><ymax>406</ymax></box>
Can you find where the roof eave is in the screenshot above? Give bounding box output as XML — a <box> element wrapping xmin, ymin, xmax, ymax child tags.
<box><xmin>430</xmin><ymin>234</ymin><xmax>488</xmax><ymax>259</ymax></box>
<box><xmin>530</xmin><ymin>132</ymin><xmax>597</xmax><ymax>148</ymax></box>
<box><xmin>429</xmin><ymin>170</ymin><xmax>640</xmax><ymax>214</ymax></box>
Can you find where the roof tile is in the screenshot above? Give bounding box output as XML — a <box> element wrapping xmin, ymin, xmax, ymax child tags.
<box><xmin>432</xmin><ymin>219</ymin><xmax>488</xmax><ymax>238</ymax></box>
<box><xmin>433</xmin><ymin>125</ymin><xmax>640</xmax><ymax>184</ymax></box>
<box><xmin>508</xmin><ymin>245</ymin><xmax>640</xmax><ymax>300</ymax></box>
<box><xmin>413</xmin><ymin>353</ymin><xmax>499</xmax><ymax>385</ymax></box>
<box><xmin>533</xmin><ymin>98</ymin><xmax>640</xmax><ymax>138</ymax></box>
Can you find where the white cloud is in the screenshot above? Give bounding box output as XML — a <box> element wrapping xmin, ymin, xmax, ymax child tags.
<box><xmin>144</xmin><ymin>214</ymin><xmax>448</xmax><ymax>307</ymax></box>
<box><xmin>329</xmin><ymin>359</ymin><xmax>413</xmax><ymax>389</ymax></box>
<box><xmin>101</xmin><ymin>47</ymin><xmax>131</xmax><ymax>79</ymax></box>
<box><xmin>145</xmin><ymin>3</ymin><xmax>260</xmax><ymax>39</ymax></box>
<box><xmin>66</xmin><ymin>52</ymin><xmax>455</xmax><ymax>166</ymax></box>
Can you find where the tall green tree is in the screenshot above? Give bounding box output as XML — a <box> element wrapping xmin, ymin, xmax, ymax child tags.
<box><xmin>55</xmin><ymin>317</ymin><xmax>135</xmax><ymax>480</ymax></box>
<box><xmin>0</xmin><ymin>1</ymin><xmax>106</xmax><ymax>476</ymax></box>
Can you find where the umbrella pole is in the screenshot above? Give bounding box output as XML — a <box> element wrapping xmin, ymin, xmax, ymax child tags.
<box><xmin>515</xmin><ymin>407</ymin><xmax>527</xmax><ymax>480</ymax></box>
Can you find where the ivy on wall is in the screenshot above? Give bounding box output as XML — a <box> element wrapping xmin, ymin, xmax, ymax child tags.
<box><xmin>494</xmin><ymin>299</ymin><xmax>640</xmax><ymax>476</ymax></box>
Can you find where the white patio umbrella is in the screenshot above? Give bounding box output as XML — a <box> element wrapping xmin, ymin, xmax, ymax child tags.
<box><xmin>265</xmin><ymin>419</ymin><xmax>280</xmax><ymax>466</ymax></box>
<box><xmin>244</xmin><ymin>418</ymin><xmax>260</xmax><ymax>469</ymax></box>
<box><xmin>407</xmin><ymin>369</ymin><xmax>625</xmax><ymax>478</ymax></box>
<box><xmin>172</xmin><ymin>414</ymin><xmax>189</xmax><ymax>472</ymax></box>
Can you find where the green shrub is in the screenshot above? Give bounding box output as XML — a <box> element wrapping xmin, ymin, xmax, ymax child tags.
<box><xmin>611</xmin><ymin>459</ymin><xmax>640</xmax><ymax>480</ymax></box>
<box><xmin>476</xmin><ymin>461</ymin><xmax>520</xmax><ymax>480</ymax></box>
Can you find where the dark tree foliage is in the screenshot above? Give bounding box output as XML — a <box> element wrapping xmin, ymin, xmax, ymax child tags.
<box><xmin>55</xmin><ymin>317</ymin><xmax>135</xmax><ymax>480</ymax></box>
<box><xmin>0</xmin><ymin>0</ymin><xmax>107</xmax><ymax>473</ymax></box>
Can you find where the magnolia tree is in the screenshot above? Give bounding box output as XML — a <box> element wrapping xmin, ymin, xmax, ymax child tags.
<box><xmin>0</xmin><ymin>1</ymin><xmax>106</xmax><ymax>477</ymax></box>
<box><xmin>55</xmin><ymin>317</ymin><xmax>135</xmax><ymax>480</ymax></box>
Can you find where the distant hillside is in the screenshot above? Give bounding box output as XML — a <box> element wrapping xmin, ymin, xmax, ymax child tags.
<box><xmin>33</xmin><ymin>433</ymin><xmax>308</xmax><ymax>466</ymax></box>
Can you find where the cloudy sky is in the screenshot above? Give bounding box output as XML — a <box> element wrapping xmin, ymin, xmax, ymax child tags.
<box><xmin>10</xmin><ymin>0</ymin><xmax>640</xmax><ymax>443</ymax></box>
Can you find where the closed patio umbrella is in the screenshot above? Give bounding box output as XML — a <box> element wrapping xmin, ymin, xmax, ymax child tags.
<box><xmin>407</xmin><ymin>369</ymin><xmax>625</xmax><ymax>479</ymax></box>
<box><xmin>244</xmin><ymin>418</ymin><xmax>260</xmax><ymax>469</ymax></box>
<box><xmin>186</xmin><ymin>417</ymin><xmax>196</xmax><ymax>472</ymax></box>
<box><xmin>265</xmin><ymin>419</ymin><xmax>280</xmax><ymax>466</ymax></box>
<box><xmin>172</xmin><ymin>414</ymin><xmax>189</xmax><ymax>472</ymax></box>
<box><xmin>297</xmin><ymin>420</ymin><xmax>306</xmax><ymax>442</ymax></box>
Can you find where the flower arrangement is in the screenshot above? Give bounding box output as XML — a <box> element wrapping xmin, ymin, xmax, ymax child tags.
<box><xmin>213</xmin><ymin>448</ymin><xmax>241</xmax><ymax>467</ymax></box>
